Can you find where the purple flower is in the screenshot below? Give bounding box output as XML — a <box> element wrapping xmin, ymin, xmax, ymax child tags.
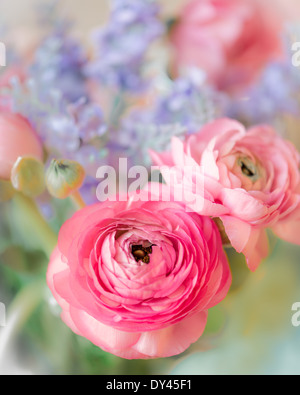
<box><xmin>85</xmin><ymin>0</ymin><xmax>164</xmax><ymax>92</ymax></box>
<box><xmin>153</xmin><ymin>72</ymin><xmax>225</xmax><ymax>134</ymax></box>
<box><xmin>30</xmin><ymin>29</ymin><xmax>88</xmax><ymax>103</ymax></box>
<box><xmin>110</xmin><ymin>70</ymin><xmax>226</xmax><ymax>166</ymax></box>
<box><xmin>11</xmin><ymin>80</ymin><xmax>107</xmax><ymax>177</ymax></box>
<box><xmin>227</xmin><ymin>61</ymin><xmax>300</xmax><ymax>125</ymax></box>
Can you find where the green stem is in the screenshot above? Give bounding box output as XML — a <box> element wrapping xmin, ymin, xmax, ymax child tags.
<box><xmin>11</xmin><ymin>193</ymin><xmax>58</xmax><ymax>258</ymax></box>
<box><xmin>0</xmin><ymin>194</ymin><xmax>58</xmax><ymax>371</ymax></box>
<box><xmin>0</xmin><ymin>279</ymin><xmax>45</xmax><ymax>370</ymax></box>
<box><xmin>70</xmin><ymin>190</ymin><xmax>86</xmax><ymax>210</ymax></box>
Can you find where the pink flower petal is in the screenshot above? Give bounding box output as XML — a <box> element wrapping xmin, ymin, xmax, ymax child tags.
<box><xmin>132</xmin><ymin>311</ymin><xmax>208</xmax><ymax>358</ymax></box>
<box><xmin>220</xmin><ymin>216</ymin><xmax>252</xmax><ymax>253</ymax></box>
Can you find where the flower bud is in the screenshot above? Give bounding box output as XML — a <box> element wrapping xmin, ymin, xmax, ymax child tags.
<box><xmin>0</xmin><ymin>179</ymin><xmax>15</xmax><ymax>202</ymax></box>
<box><xmin>11</xmin><ymin>157</ymin><xmax>45</xmax><ymax>197</ymax></box>
<box><xmin>45</xmin><ymin>159</ymin><xmax>85</xmax><ymax>199</ymax></box>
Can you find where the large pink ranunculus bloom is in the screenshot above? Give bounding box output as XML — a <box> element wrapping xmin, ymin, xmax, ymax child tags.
<box><xmin>170</xmin><ymin>0</ymin><xmax>283</xmax><ymax>93</ymax></box>
<box><xmin>151</xmin><ymin>118</ymin><xmax>300</xmax><ymax>272</ymax></box>
<box><xmin>47</xmin><ymin>191</ymin><xmax>231</xmax><ymax>359</ymax></box>
<box><xmin>0</xmin><ymin>112</ymin><xmax>43</xmax><ymax>180</ymax></box>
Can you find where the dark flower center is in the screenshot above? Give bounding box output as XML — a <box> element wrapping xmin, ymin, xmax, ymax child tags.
<box><xmin>237</xmin><ymin>157</ymin><xmax>260</xmax><ymax>181</ymax></box>
<box><xmin>241</xmin><ymin>161</ymin><xmax>255</xmax><ymax>177</ymax></box>
<box><xmin>131</xmin><ymin>244</ymin><xmax>155</xmax><ymax>264</ymax></box>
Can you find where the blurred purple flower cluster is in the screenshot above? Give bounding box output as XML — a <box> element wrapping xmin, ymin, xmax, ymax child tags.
<box><xmin>30</xmin><ymin>29</ymin><xmax>88</xmax><ymax>103</ymax></box>
<box><xmin>152</xmin><ymin>71</ymin><xmax>226</xmax><ymax>134</ymax></box>
<box><xmin>113</xmin><ymin>70</ymin><xmax>226</xmax><ymax>166</ymax></box>
<box><xmin>1</xmin><ymin>0</ymin><xmax>300</xmax><ymax>197</ymax></box>
<box><xmin>85</xmin><ymin>0</ymin><xmax>165</xmax><ymax>93</ymax></box>
<box><xmin>11</xmin><ymin>80</ymin><xmax>107</xmax><ymax>176</ymax></box>
<box><xmin>227</xmin><ymin>61</ymin><xmax>300</xmax><ymax>125</ymax></box>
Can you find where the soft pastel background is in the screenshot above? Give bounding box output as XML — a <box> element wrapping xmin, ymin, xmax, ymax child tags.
<box><xmin>2</xmin><ymin>0</ymin><xmax>300</xmax><ymax>49</ymax></box>
<box><xmin>0</xmin><ymin>0</ymin><xmax>300</xmax><ymax>375</ymax></box>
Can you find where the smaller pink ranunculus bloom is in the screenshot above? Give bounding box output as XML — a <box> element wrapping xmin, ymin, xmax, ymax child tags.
<box><xmin>0</xmin><ymin>112</ymin><xmax>43</xmax><ymax>180</ymax></box>
<box><xmin>47</xmin><ymin>191</ymin><xmax>231</xmax><ymax>359</ymax></box>
<box><xmin>151</xmin><ymin>118</ymin><xmax>300</xmax><ymax>272</ymax></box>
<box><xmin>170</xmin><ymin>0</ymin><xmax>283</xmax><ymax>94</ymax></box>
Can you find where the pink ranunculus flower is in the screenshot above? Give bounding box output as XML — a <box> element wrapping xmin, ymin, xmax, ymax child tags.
<box><xmin>47</xmin><ymin>190</ymin><xmax>231</xmax><ymax>359</ymax></box>
<box><xmin>151</xmin><ymin>118</ymin><xmax>300</xmax><ymax>272</ymax></box>
<box><xmin>170</xmin><ymin>0</ymin><xmax>283</xmax><ymax>93</ymax></box>
<box><xmin>0</xmin><ymin>113</ymin><xmax>43</xmax><ymax>180</ymax></box>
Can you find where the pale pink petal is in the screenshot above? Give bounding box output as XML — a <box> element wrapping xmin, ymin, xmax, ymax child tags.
<box><xmin>242</xmin><ymin>228</ymin><xmax>269</xmax><ymax>272</ymax></box>
<box><xmin>69</xmin><ymin>307</ymin><xmax>141</xmax><ymax>352</ymax></box>
<box><xmin>201</xmin><ymin>143</ymin><xmax>220</xmax><ymax>179</ymax></box>
<box><xmin>61</xmin><ymin>310</ymin><xmax>82</xmax><ymax>337</ymax></box>
<box><xmin>272</xmin><ymin>214</ymin><xmax>300</xmax><ymax>246</ymax></box>
<box><xmin>220</xmin><ymin>216</ymin><xmax>252</xmax><ymax>252</ymax></box>
<box><xmin>221</xmin><ymin>188</ymin><xmax>269</xmax><ymax>223</ymax></box>
<box><xmin>132</xmin><ymin>311</ymin><xmax>208</xmax><ymax>358</ymax></box>
<box><xmin>47</xmin><ymin>248</ymin><xmax>70</xmax><ymax>311</ymax></box>
<box><xmin>149</xmin><ymin>149</ymin><xmax>174</xmax><ymax>167</ymax></box>
<box><xmin>195</xmin><ymin>118</ymin><xmax>246</xmax><ymax>143</ymax></box>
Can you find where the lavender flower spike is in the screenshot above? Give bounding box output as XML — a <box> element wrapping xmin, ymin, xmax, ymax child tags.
<box><xmin>85</xmin><ymin>0</ymin><xmax>165</xmax><ymax>93</ymax></box>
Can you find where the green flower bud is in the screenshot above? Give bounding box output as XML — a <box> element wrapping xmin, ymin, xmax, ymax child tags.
<box><xmin>46</xmin><ymin>159</ymin><xmax>85</xmax><ymax>199</ymax></box>
<box><xmin>11</xmin><ymin>157</ymin><xmax>45</xmax><ymax>197</ymax></box>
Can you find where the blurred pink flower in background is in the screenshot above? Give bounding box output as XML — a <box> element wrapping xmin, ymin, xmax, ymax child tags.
<box><xmin>0</xmin><ymin>66</ymin><xmax>26</xmax><ymax>89</ymax></box>
<box><xmin>151</xmin><ymin>118</ymin><xmax>300</xmax><ymax>271</ymax></box>
<box><xmin>170</xmin><ymin>0</ymin><xmax>283</xmax><ymax>94</ymax></box>
<box><xmin>0</xmin><ymin>113</ymin><xmax>43</xmax><ymax>180</ymax></box>
<box><xmin>47</xmin><ymin>191</ymin><xmax>231</xmax><ymax>359</ymax></box>
<box><xmin>0</xmin><ymin>67</ymin><xmax>27</xmax><ymax>112</ymax></box>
